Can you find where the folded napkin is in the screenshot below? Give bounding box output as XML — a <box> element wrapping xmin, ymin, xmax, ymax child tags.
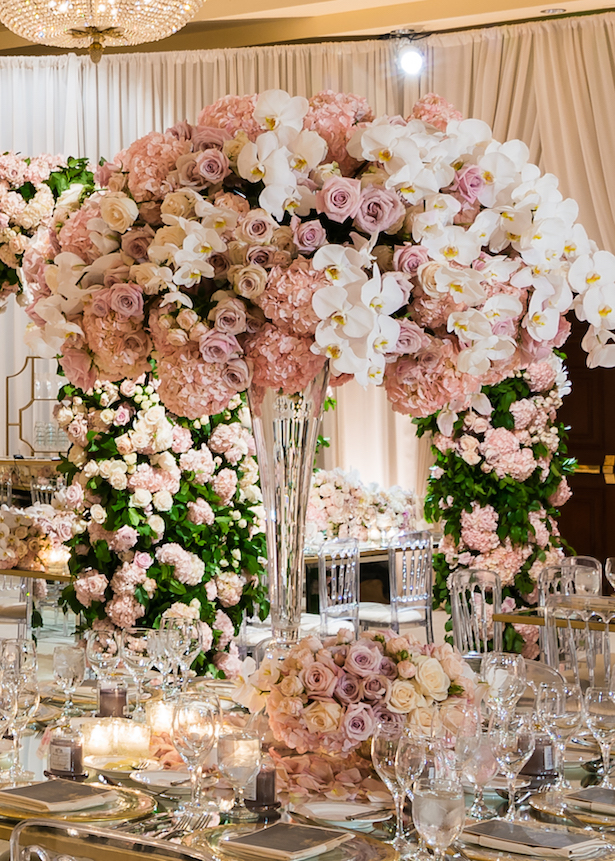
<box><xmin>0</xmin><ymin>781</ymin><xmax>118</xmax><ymax>813</ymax></box>
<box><xmin>566</xmin><ymin>787</ymin><xmax>615</xmax><ymax>815</ymax></box>
<box><xmin>463</xmin><ymin>822</ymin><xmax>605</xmax><ymax>859</ymax></box>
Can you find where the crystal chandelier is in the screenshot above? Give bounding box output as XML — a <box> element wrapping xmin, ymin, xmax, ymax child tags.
<box><xmin>0</xmin><ymin>0</ymin><xmax>206</xmax><ymax>62</ymax></box>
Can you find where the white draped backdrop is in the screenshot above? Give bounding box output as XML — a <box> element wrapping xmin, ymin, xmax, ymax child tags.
<box><xmin>2</xmin><ymin>11</ymin><xmax>615</xmax><ymax>498</ymax></box>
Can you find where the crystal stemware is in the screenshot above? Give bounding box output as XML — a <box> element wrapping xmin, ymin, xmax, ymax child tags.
<box><xmin>86</xmin><ymin>630</ymin><xmax>120</xmax><ymax>681</ymax></box>
<box><xmin>462</xmin><ymin>731</ymin><xmax>498</xmax><ymax>820</ymax></box>
<box><xmin>585</xmin><ymin>687</ymin><xmax>615</xmax><ymax>789</ymax></box>
<box><xmin>395</xmin><ymin>733</ymin><xmax>426</xmax><ymax>801</ymax></box>
<box><xmin>217</xmin><ymin>729</ymin><xmax>261</xmax><ymax>822</ymax></box>
<box><xmin>536</xmin><ymin>682</ymin><xmax>583</xmax><ymax>797</ymax></box>
<box><xmin>7</xmin><ymin>670</ymin><xmax>40</xmax><ymax>784</ymax></box>
<box><xmin>53</xmin><ymin>645</ymin><xmax>86</xmax><ymax>721</ymax></box>
<box><xmin>372</xmin><ymin>721</ymin><xmax>412</xmax><ymax>854</ymax></box>
<box><xmin>481</xmin><ymin>652</ymin><xmax>526</xmax><ymax>718</ymax></box>
<box><xmin>3</xmin><ymin>638</ymin><xmax>37</xmax><ymax>675</ymax></box>
<box><xmin>433</xmin><ymin>700</ymin><xmax>481</xmax><ymax>777</ymax></box>
<box><xmin>121</xmin><ymin>628</ymin><xmax>154</xmax><ymax>723</ymax></box>
<box><xmin>488</xmin><ymin>712</ymin><xmax>535</xmax><ymax>821</ymax></box>
<box><xmin>172</xmin><ymin>692</ymin><xmax>220</xmax><ymax>812</ymax></box>
<box><xmin>412</xmin><ymin>778</ymin><xmax>466</xmax><ymax>860</ymax></box>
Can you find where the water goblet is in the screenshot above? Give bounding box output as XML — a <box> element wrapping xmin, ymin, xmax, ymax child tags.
<box><xmin>372</xmin><ymin>721</ymin><xmax>410</xmax><ymax>853</ymax></box>
<box><xmin>53</xmin><ymin>645</ymin><xmax>86</xmax><ymax>721</ymax></box>
<box><xmin>3</xmin><ymin>639</ymin><xmax>37</xmax><ymax>675</ymax></box>
<box><xmin>160</xmin><ymin>617</ymin><xmax>184</xmax><ymax>690</ymax></box>
<box><xmin>481</xmin><ymin>653</ymin><xmax>526</xmax><ymax>718</ymax></box>
<box><xmin>461</xmin><ymin>731</ymin><xmax>498</xmax><ymax>820</ymax></box>
<box><xmin>6</xmin><ymin>670</ymin><xmax>40</xmax><ymax>784</ymax></box>
<box><xmin>412</xmin><ymin>778</ymin><xmax>466</xmax><ymax>860</ymax></box>
<box><xmin>217</xmin><ymin>729</ymin><xmax>261</xmax><ymax>822</ymax></box>
<box><xmin>121</xmin><ymin>628</ymin><xmax>154</xmax><ymax>722</ymax></box>
<box><xmin>536</xmin><ymin>682</ymin><xmax>583</xmax><ymax>797</ymax></box>
<box><xmin>172</xmin><ymin>692</ymin><xmax>220</xmax><ymax>812</ymax></box>
<box><xmin>585</xmin><ymin>687</ymin><xmax>615</xmax><ymax>789</ymax></box>
<box><xmin>488</xmin><ymin>712</ymin><xmax>535</xmax><ymax>821</ymax></box>
<box><xmin>86</xmin><ymin>630</ymin><xmax>119</xmax><ymax>681</ymax></box>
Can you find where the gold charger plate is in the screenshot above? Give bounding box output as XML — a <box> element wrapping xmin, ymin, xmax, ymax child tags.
<box><xmin>529</xmin><ymin>791</ymin><xmax>615</xmax><ymax>828</ymax></box>
<box><xmin>0</xmin><ymin>786</ymin><xmax>156</xmax><ymax>824</ymax></box>
<box><xmin>185</xmin><ymin>823</ymin><xmax>399</xmax><ymax>861</ymax></box>
<box><xmin>32</xmin><ymin>703</ymin><xmax>62</xmax><ymax>725</ymax></box>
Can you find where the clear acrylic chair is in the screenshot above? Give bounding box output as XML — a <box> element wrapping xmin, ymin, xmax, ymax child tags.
<box><xmin>0</xmin><ymin>478</ymin><xmax>12</xmax><ymax>505</ymax></box>
<box><xmin>561</xmin><ymin>556</ymin><xmax>602</xmax><ymax>596</ymax></box>
<box><xmin>449</xmin><ymin>568</ymin><xmax>502</xmax><ymax>668</ymax></box>
<box><xmin>10</xmin><ymin>818</ymin><xmax>210</xmax><ymax>861</ymax></box>
<box><xmin>318</xmin><ymin>537</ymin><xmax>359</xmax><ymax>638</ymax></box>
<box><xmin>358</xmin><ymin>530</ymin><xmax>434</xmax><ymax>642</ymax></box>
<box><xmin>544</xmin><ymin>594</ymin><xmax>615</xmax><ymax>690</ymax></box>
<box><xmin>0</xmin><ymin>574</ymin><xmax>31</xmax><ymax>638</ymax></box>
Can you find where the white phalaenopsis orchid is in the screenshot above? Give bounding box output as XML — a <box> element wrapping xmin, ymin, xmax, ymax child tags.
<box><xmin>457</xmin><ymin>335</ymin><xmax>516</xmax><ymax>375</ymax></box>
<box><xmin>361</xmin><ymin>268</ymin><xmax>407</xmax><ymax>315</ymax></box>
<box><xmin>253</xmin><ymin>89</ymin><xmax>309</xmax><ymax>134</ymax></box>
<box><xmin>422</xmin><ymin>225</ymin><xmax>483</xmax><ymax>267</ymax></box>
<box><xmin>312</xmin><ymin>245</ymin><xmax>366</xmax><ymax>287</ymax></box>
<box><xmin>430</xmin><ymin>265</ymin><xmax>486</xmax><ymax>306</ymax></box>
<box><xmin>346</xmin><ymin>121</ymin><xmax>424</xmax><ymax>189</ymax></box>
<box><xmin>582</xmin><ymin>283</ymin><xmax>615</xmax><ymax>329</ymax></box>
<box><xmin>581</xmin><ymin>326</ymin><xmax>615</xmax><ymax>368</ymax></box>
<box><xmin>287</xmin><ymin>130</ymin><xmax>327</xmax><ymax>175</ymax></box>
<box><xmin>568</xmin><ymin>250</ymin><xmax>615</xmax><ymax>295</ymax></box>
<box><xmin>448</xmin><ymin>309</ymin><xmax>493</xmax><ymax>344</ymax></box>
<box><xmin>237</xmin><ymin>132</ymin><xmax>296</xmax><ymax>189</ymax></box>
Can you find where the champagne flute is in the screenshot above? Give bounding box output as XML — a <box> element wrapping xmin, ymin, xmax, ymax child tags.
<box><xmin>217</xmin><ymin>729</ymin><xmax>261</xmax><ymax>822</ymax></box>
<box><xmin>488</xmin><ymin>712</ymin><xmax>535</xmax><ymax>821</ymax></box>
<box><xmin>172</xmin><ymin>692</ymin><xmax>220</xmax><ymax>812</ymax></box>
<box><xmin>371</xmin><ymin>721</ymin><xmax>409</xmax><ymax>853</ymax></box>
<box><xmin>585</xmin><ymin>687</ymin><xmax>615</xmax><ymax>789</ymax></box>
<box><xmin>121</xmin><ymin>628</ymin><xmax>154</xmax><ymax>722</ymax></box>
<box><xmin>462</xmin><ymin>731</ymin><xmax>498</xmax><ymax>820</ymax></box>
<box><xmin>412</xmin><ymin>778</ymin><xmax>466</xmax><ymax>860</ymax></box>
<box><xmin>536</xmin><ymin>682</ymin><xmax>583</xmax><ymax>797</ymax></box>
<box><xmin>53</xmin><ymin>645</ymin><xmax>86</xmax><ymax>720</ymax></box>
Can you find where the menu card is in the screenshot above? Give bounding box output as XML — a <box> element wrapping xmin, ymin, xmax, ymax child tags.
<box><xmin>223</xmin><ymin>823</ymin><xmax>352</xmax><ymax>860</ymax></box>
<box><xmin>0</xmin><ymin>780</ymin><xmax>118</xmax><ymax>813</ymax></box>
<box><xmin>463</xmin><ymin>821</ymin><xmax>605</xmax><ymax>859</ymax></box>
<box><xmin>566</xmin><ymin>787</ymin><xmax>615</xmax><ymax>815</ymax></box>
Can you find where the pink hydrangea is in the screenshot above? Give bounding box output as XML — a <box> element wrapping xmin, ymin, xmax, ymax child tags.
<box><xmin>187</xmin><ymin>498</ymin><xmax>215</xmax><ymax>526</ymax></box>
<box><xmin>109</xmin><ymin>525</ymin><xmax>138</xmax><ymax>552</ymax></box>
<box><xmin>526</xmin><ymin>361</ymin><xmax>557</xmax><ymax>392</ymax></box>
<box><xmin>304</xmin><ymin>90</ymin><xmax>373</xmax><ymax>176</ymax></box>
<box><xmin>119</xmin><ymin>131</ymin><xmax>192</xmax><ymax>202</ymax></box>
<box><xmin>156</xmin><ymin>543</ymin><xmax>205</xmax><ymax>586</ymax></box>
<box><xmin>549</xmin><ymin>478</ymin><xmax>572</xmax><ymax>507</ymax></box>
<box><xmin>208</xmin><ymin>423</ymin><xmax>255</xmax><ymax>465</ymax></box>
<box><xmin>409</xmin><ymin>93</ymin><xmax>463</xmax><ymax>132</ymax></box>
<box><xmin>74</xmin><ymin>570</ymin><xmax>108</xmax><ymax>607</ymax></box>
<box><xmin>253</xmin><ymin>258</ymin><xmax>326</xmax><ymax>337</ymax></box>
<box><xmin>215</xmin><ymin>570</ymin><xmax>244</xmax><ymax>607</ymax></box>
<box><xmin>156</xmin><ymin>347</ymin><xmax>236</xmax><ymax>420</ymax></box>
<box><xmin>244</xmin><ymin>324</ymin><xmax>327</xmax><ymax>396</ymax></box>
<box><xmin>58</xmin><ymin>200</ymin><xmax>102</xmax><ymax>264</ymax></box>
<box><xmin>172</xmin><ymin>425</ymin><xmax>193</xmax><ymax>453</ymax></box>
<box><xmin>106</xmin><ymin>594</ymin><xmax>146</xmax><ymax>628</ymax></box>
<box><xmin>179</xmin><ymin>445</ymin><xmax>215</xmax><ymax>484</ymax></box>
<box><xmin>214</xmin><ymin>609</ymin><xmax>235</xmax><ymax>647</ymax></box>
<box><xmin>110</xmin><ymin>561</ymin><xmax>147</xmax><ymax>596</ymax></box>
<box><xmin>212</xmin><ymin>468</ymin><xmax>238</xmax><ymax>505</ymax></box>
<box><xmin>213</xmin><ymin>642</ymin><xmax>242</xmax><ymax>679</ymax></box>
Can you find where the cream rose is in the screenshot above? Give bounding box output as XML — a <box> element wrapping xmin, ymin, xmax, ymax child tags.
<box><xmin>388</xmin><ymin>679</ymin><xmax>424</xmax><ymax>714</ymax></box>
<box><xmin>109</xmin><ymin>473</ymin><xmax>128</xmax><ymax>491</ymax></box>
<box><xmin>279</xmin><ymin>674</ymin><xmax>304</xmax><ymax>698</ymax></box>
<box><xmin>302</xmin><ymin>700</ymin><xmax>343</xmax><ymax>735</ymax></box>
<box><xmin>153</xmin><ymin>490</ymin><xmax>173</xmax><ymax>512</ymax></box>
<box><xmin>132</xmin><ymin>488</ymin><xmax>152</xmax><ymax>508</ymax></box>
<box><xmin>414</xmin><ymin>657</ymin><xmax>451</xmax><ymax>702</ymax></box>
<box><xmin>90</xmin><ymin>504</ymin><xmax>107</xmax><ymax>525</ymax></box>
<box><xmin>160</xmin><ymin>190</ymin><xmax>197</xmax><ymax>219</ymax></box>
<box><xmin>100</xmin><ymin>408</ymin><xmax>115</xmax><ymax>425</ymax></box>
<box><xmin>408</xmin><ymin>706</ymin><xmax>436</xmax><ymax>735</ymax></box>
<box><xmin>148</xmin><ymin>514</ymin><xmax>165</xmax><ymax>535</ymax></box>
<box><xmin>153</xmin><ymin>225</ymin><xmax>186</xmax><ymax>248</ymax></box>
<box><xmin>99</xmin><ymin>192</ymin><xmax>139</xmax><ymax>233</ymax></box>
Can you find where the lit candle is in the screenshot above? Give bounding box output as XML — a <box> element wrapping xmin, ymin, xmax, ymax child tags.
<box><xmin>98</xmin><ymin>681</ymin><xmax>127</xmax><ymax>718</ymax></box>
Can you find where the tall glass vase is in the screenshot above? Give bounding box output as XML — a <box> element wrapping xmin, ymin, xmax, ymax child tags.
<box><xmin>247</xmin><ymin>363</ymin><xmax>329</xmax><ymax>649</ymax></box>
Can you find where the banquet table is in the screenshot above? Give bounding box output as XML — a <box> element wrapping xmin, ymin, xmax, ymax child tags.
<box><xmin>493</xmin><ymin>610</ymin><xmax>615</xmax><ymax>631</ymax></box>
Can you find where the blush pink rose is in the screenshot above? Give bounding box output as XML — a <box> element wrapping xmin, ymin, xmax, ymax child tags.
<box><xmin>109</xmin><ymin>283</ymin><xmax>144</xmax><ymax>318</ymax></box>
<box><xmin>344</xmin><ymin>642</ymin><xmax>382</xmax><ymax>677</ymax></box>
<box><xmin>199</xmin><ymin>330</ymin><xmax>242</xmax><ymax>363</ymax></box>
<box><xmin>354</xmin><ymin>185</ymin><xmax>406</xmax><ymax>234</ymax></box>
<box><xmin>315</xmin><ymin>177</ymin><xmax>362</xmax><ymax>223</ymax></box>
<box><xmin>299</xmin><ymin>661</ymin><xmax>339</xmax><ymax>698</ymax></box>
<box><xmin>59</xmin><ymin>348</ymin><xmax>96</xmax><ymax>391</ymax></box>
<box><xmin>290</xmin><ymin>216</ymin><xmax>327</xmax><ymax>253</ymax></box>
<box><xmin>393</xmin><ymin>243</ymin><xmax>430</xmax><ymax>274</ymax></box>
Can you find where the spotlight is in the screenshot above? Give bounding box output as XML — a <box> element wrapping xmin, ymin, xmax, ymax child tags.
<box><xmin>398</xmin><ymin>45</ymin><xmax>424</xmax><ymax>75</ymax></box>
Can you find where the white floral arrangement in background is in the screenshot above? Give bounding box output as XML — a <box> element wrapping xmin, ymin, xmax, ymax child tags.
<box><xmin>306</xmin><ymin>467</ymin><xmax>416</xmax><ymax>546</ymax></box>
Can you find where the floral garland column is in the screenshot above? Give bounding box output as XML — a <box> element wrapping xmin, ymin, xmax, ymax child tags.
<box><xmin>414</xmin><ymin>359</ymin><xmax>575</xmax><ymax>657</ymax></box>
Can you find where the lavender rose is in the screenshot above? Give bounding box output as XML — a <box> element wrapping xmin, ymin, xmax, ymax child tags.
<box><xmin>361</xmin><ymin>674</ymin><xmax>392</xmax><ymax>703</ymax></box>
<box><xmin>379</xmin><ymin>656</ymin><xmax>398</xmax><ymax>679</ymax></box>
<box><xmin>199</xmin><ymin>330</ymin><xmax>242</xmax><ymax>363</ymax></box>
<box><xmin>191</xmin><ymin>126</ymin><xmax>231</xmax><ymax>151</ymax></box>
<box><xmin>344</xmin><ymin>642</ymin><xmax>382</xmax><ymax>677</ymax></box>
<box><xmin>222</xmin><ymin>357</ymin><xmax>252</xmax><ymax>389</ymax></box>
<box><xmin>334</xmin><ymin>672</ymin><xmax>362</xmax><ymax>704</ymax></box>
<box><xmin>109</xmin><ymin>283</ymin><xmax>144</xmax><ymax>318</ymax></box>
<box><xmin>372</xmin><ymin>704</ymin><xmax>405</xmax><ymax>736</ymax></box>
<box><xmin>342</xmin><ymin>702</ymin><xmax>376</xmax><ymax>745</ymax></box>
<box><xmin>396</xmin><ymin>319</ymin><xmax>430</xmax><ymax>354</ymax></box>
<box><xmin>245</xmin><ymin>245</ymin><xmax>277</xmax><ymax>269</ymax></box>
<box><xmin>354</xmin><ymin>185</ymin><xmax>406</xmax><ymax>234</ymax></box>
<box><xmin>315</xmin><ymin>177</ymin><xmax>362</xmax><ymax>224</ymax></box>
<box><xmin>300</xmin><ymin>661</ymin><xmax>338</xmax><ymax>698</ymax></box>
<box><xmin>208</xmin><ymin>296</ymin><xmax>247</xmax><ymax>335</ymax></box>
<box><xmin>196</xmin><ymin>148</ymin><xmax>231</xmax><ymax>185</ymax></box>
<box><xmin>236</xmin><ymin>209</ymin><xmax>276</xmax><ymax>244</ymax></box>
<box><xmin>121</xmin><ymin>226</ymin><xmax>155</xmax><ymax>262</ymax></box>
<box><xmin>291</xmin><ymin>216</ymin><xmax>327</xmax><ymax>253</ymax></box>
<box><xmin>452</xmin><ymin>164</ymin><xmax>484</xmax><ymax>203</ymax></box>
<box><xmin>176</xmin><ymin>153</ymin><xmax>206</xmax><ymax>189</ymax></box>
<box><xmin>88</xmin><ymin>289</ymin><xmax>112</xmax><ymax>317</ymax></box>
<box><xmin>393</xmin><ymin>243</ymin><xmax>430</xmax><ymax>274</ymax></box>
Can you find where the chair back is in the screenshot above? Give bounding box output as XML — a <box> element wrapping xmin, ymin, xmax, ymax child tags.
<box><xmin>544</xmin><ymin>594</ymin><xmax>615</xmax><ymax>689</ymax></box>
<box><xmin>561</xmin><ymin>556</ymin><xmax>602</xmax><ymax>596</ymax></box>
<box><xmin>0</xmin><ymin>479</ymin><xmax>12</xmax><ymax>506</ymax></box>
<box><xmin>30</xmin><ymin>477</ymin><xmax>56</xmax><ymax>506</ymax></box>
<box><xmin>387</xmin><ymin>530</ymin><xmax>433</xmax><ymax>641</ymax></box>
<box><xmin>318</xmin><ymin>538</ymin><xmax>359</xmax><ymax>638</ymax></box>
<box><xmin>0</xmin><ymin>574</ymin><xmax>31</xmax><ymax>638</ymax></box>
<box><xmin>10</xmin><ymin>818</ymin><xmax>207</xmax><ymax>861</ymax></box>
<box><xmin>449</xmin><ymin>568</ymin><xmax>502</xmax><ymax>662</ymax></box>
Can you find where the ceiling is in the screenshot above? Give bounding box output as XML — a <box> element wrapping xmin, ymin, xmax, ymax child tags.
<box><xmin>0</xmin><ymin>0</ymin><xmax>613</xmax><ymax>55</ymax></box>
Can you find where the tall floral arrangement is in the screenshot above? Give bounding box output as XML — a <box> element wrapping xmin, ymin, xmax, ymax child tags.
<box><xmin>0</xmin><ymin>155</ymin><xmax>93</xmax><ymax>311</ymax></box>
<box><xmin>54</xmin><ymin>375</ymin><xmax>268</xmax><ymax>677</ymax></box>
<box><xmin>235</xmin><ymin>629</ymin><xmax>475</xmax><ymax>756</ymax></box>
<box><xmin>415</xmin><ymin>356</ymin><xmax>575</xmax><ymax>658</ymax></box>
<box><xmin>25</xmin><ymin>90</ymin><xmax>615</xmax><ymax>417</ymax></box>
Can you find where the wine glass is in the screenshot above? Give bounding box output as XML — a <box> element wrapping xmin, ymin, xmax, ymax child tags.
<box><xmin>536</xmin><ymin>682</ymin><xmax>583</xmax><ymax>797</ymax></box>
<box><xmin>395</xmin><ymin>733</ymin><xmax>426</xmax><ymax>801</ymax></box>
<box><xmin>6</xmin><ymin>669</ymin><xmax>40</xmax><ymax>784</ymax></box>
<box><xmin>462</xmin><ymin>731</ymin><xmax>498</xmax><ymax>820</ymax></box>
<box><xmin>172</xmin><ymin>692</ymin><xmax>220</xmax><ymax>813</ymax></box>
<box><xmin>149</xmin><ymin>628</ymin><xmax>174</xmax><ymax>693</ymax></box>
<box><xmin>217</xmin><ymin>729</ymin><xmax>261</xmax><ymax>822</ymax></box>
<box><xmin>585</xmin><ymin>687</ymin><xmax>615</xmax><ymax>789</ymax></box>
<box><xmin>412</xmin><ymin>778</ymin><xmax>466</xmax><ymax>860</ymax></box>
<box><xmin>433</xmin><ymin>701</ymin><xmax>481</xmax><ymax>777</ymax></box>
<box><xmin>605</xmin><ymin>558</ymin><xmax>615</xmax><ymax>592</ymax></box>
<box><xmin>86</xmin><ymin>630</ymin><xmax>119</xmax><ymax>680</ymax></box>
<box><xmin>488</xmin><ymin>712</ymin><xmax>535</xmax><ymax>821</ymax></box>
<box><xmin>121</xmin><ymin>628</ymin><xmax>154</xmax><ymax>722</ymax></box>
<box><xmin>563</xmin><ymin>556</ymin><xmax>602</xmax><ymax>595</ymax></box>
<box><xmin>53</xmin><ymin>645</ymin><xmax>86</xmax><ymax>721</ymax></box>
<box><xmin>371</xmin><ymin>721</ymin><xmax>409</xmax><ymax>853</ymax></box>
<box><xmin>175</xmin><ymin>620</ymin><xmax>203</xmax><ymax>690</ymax></box>
<box><xmin>160</xmin><ymin>617</ymin><xmax>184</xmax><ymax>690</ymax></box>
<box><xmin>3</xmin><ymin>638</ymin><xmax>37</xmax><ymax>675</ymax></box>
<box><xmin>0</xmin><ymin>681</ymin><xmax>17</xmax><ymax>784</ymax></box>
<box><xmin>481</xmin><ymin>653</ymin><xmax>526</xmax><ymax>717</ymax></box>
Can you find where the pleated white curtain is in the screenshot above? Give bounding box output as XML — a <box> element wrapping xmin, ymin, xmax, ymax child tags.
<box><xmin>1</xmin><ymin>12</ymin><xmax>615</xmax><ymax>497</ymax></box>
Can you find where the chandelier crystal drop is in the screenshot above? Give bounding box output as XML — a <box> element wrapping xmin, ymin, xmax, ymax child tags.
<box><xmin>0</xmin><ymin>0</ymin><xmax>205</xmax><ymax>61</ymax></box>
